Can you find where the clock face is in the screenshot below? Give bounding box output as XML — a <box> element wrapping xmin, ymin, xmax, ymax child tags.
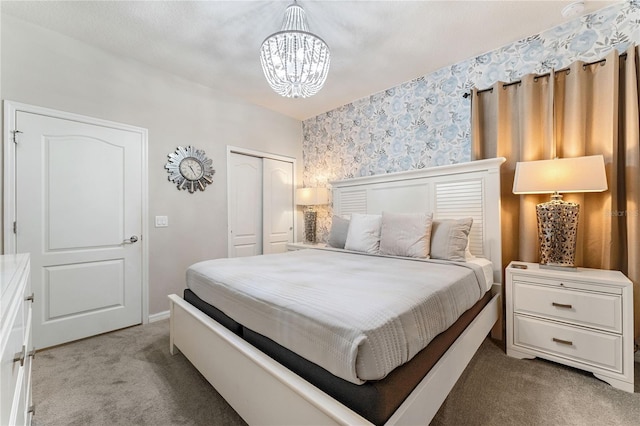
<box><xmin>165</xmin><ymin>146</ymin><xmax>215</xmax><ymax>193</ymax></box>
<box><xmin>179</xmin><ymin>157</ymin><xmax>204</xmax><ymax>181</ymax></box>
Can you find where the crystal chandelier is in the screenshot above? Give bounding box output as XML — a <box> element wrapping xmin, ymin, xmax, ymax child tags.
<box><xmin>260</xmin><ymin>1</ymin><xmax>330</xmax><ymax>98</ymax></box>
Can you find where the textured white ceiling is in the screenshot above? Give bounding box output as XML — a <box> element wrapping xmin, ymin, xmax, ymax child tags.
<box><xmin>2</xmin><ymin>0</ymin><xmax>617</xmax><ymax>120</ymax></box>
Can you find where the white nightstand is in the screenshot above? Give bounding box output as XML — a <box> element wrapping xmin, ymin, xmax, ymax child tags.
<box><xmin>286</xmin><ymin>242</ymin><xmax>328</xmax><ymax>251</ymax></box>
<box><xmin>506</xmin><ymin>261</ymin><xmax>634</xmax><ymax>393</ymax></box>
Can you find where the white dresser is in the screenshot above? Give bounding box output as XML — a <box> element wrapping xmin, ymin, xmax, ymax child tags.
<box><xmin>1</xmin><ymin>254</ymin><xmax>34</xmax><ymax>425</ymax></box>
<box><xmin>506</xmin><ymin>261</ymin><xmax>634</xmax><ymax>392</ymax></box>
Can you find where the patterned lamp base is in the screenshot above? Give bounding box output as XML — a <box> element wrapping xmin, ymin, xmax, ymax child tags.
<box><xmin>303</xmin><ymin>210</ymin><xmax>317</xmax><ymax>244</ymax></box>
<box><xmin>536</xmin><ymin>198</ymin><xmax>579</xmax><ymax>269</ymax></box>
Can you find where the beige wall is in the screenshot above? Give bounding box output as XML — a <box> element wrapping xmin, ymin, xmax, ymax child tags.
<box><xmin>1</xmin><ymin>15</ymin><xmax>303</xmax><ymax>316</ymax></box>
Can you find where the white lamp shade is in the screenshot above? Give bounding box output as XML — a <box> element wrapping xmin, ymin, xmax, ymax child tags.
<box><xmin>513</xmin><ymin>155</ymin><xmax>608</xmax><ymax>194</ymax></box>
<box><xmin>296</xmin><ymin>187</ymin><xmax>329</xmax><ymax>206</ymax></box>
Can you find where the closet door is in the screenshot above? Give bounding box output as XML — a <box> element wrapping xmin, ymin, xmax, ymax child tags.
<box><xmin>228</xmin><ymin>153</ymin><xmax>263</xmax><ymax>257</ymax></box>
<box><xmin>263</xmin><ymin>158</ymin><xmax>294</xmax><ymax>254</ymax></box>
<box><xmin>228</xmin><ymin>152</ymin><xmax>294</xmax><ymax>258</ymax></box>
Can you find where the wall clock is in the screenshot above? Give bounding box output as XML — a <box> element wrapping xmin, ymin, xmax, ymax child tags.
<box><xmin>165</xmin><ymin>146</ymin><xmax>215</xmax><ymax>193</ymax></box>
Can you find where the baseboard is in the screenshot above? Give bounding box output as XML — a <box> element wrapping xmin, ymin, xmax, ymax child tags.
<box><xmin>148</xmin><ymin>310</ymin><xmax>170</xmax><ymax>323</ymax></box>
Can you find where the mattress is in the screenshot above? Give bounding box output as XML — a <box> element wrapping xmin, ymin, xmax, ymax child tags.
<box><xmin>467</xmin><ymin>257</ymin><xmax>494</xmax><ymax>292</ymax></box>
<box><xmin>186</xmin><ymin>249</ymin><xmax>489</xmax><ymax>384</ymax></box>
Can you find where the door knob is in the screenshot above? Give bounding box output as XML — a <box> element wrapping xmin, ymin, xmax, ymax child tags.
<box><xmin>124</xmin><ymin>235</ymin><xmax>139</xmax><ymax>244</ymax></box>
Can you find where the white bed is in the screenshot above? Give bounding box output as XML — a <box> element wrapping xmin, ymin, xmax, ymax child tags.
<box><xmin>169</xmin><ymin>157</ymin><xmax>506</xmax><ymax>425</ymax></box>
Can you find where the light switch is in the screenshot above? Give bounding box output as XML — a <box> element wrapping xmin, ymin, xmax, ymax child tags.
<box><xmin>155</xmin><ymin>216</ymin><xmax>168</xmax><ymax>227</ymax></box>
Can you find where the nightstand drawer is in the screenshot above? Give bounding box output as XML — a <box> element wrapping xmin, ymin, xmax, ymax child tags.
<box><xmin>513</xmin><ymin>281</ymin><xmax>621</xmax><ymax>333</ymax></box>
<box><xmin>514</xmin><ymin>315</ymin><xmax>623</xmax><ymax>373</ymax></box>
<box><xmin>511</xmin><ymin>274</ymin><xmax>621</xmax><ymax>294</ymax></box>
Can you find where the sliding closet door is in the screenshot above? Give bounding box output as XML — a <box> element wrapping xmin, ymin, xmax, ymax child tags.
<box><xmin>263</xmin><ymin>158</ymin><xmax>294</xmax><ymax>254</ymax></box>
<box><xmin>228</xmin><ymin>153</ymin><xmax>263</xmax><ymax>257</ymax></box>
<box><xmin>228</xmin><ymin>152</ymin><xmax>294</xmax><ymax>258</ymax></box>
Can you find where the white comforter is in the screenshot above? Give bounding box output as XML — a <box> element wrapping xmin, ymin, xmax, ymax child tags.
<box><xmin>187</xmin><ymin>249</ymin><xmax>487</xmax><ymax>385</ymax></box>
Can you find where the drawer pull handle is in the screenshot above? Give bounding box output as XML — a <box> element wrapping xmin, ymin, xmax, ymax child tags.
<box><xmin>552</xmin><ymin>302</ymin><xmax>573</xmax><ymax>309</ymax></box>
<box><xmin>25</xmin><ymin>292</ymin><xmax>34</xmax><ymax>302</ymax></box>
<box><xmin>28</xmin><ymin>405</ymin><xmax>36</xmax><ymax>416</ymax></box>
<box><xmin>552</xmin><ymin>337</ymin><xmax>573</xmax><ymax>346</ymax></box>
<box><xmin>13</xmin><ymin>345</ymin><xmax>26</xmax><ymax>366</ymax></box>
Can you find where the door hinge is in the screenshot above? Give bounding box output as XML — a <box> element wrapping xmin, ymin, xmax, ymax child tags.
<box><xmin>13</xmin><ymin>221</ymin><xmax>17</xmax><ymax>234</ymax></box>
<box><xmin>11</xmin><ymin>130</ymin><xmax>22</xmax><ymax>144</ymax></box>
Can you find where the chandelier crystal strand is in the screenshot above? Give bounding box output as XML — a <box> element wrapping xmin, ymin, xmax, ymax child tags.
<box><xmin>260</xmin><ymin>1</ymin><xmax>330</xmax><ymax>98</ymax></box>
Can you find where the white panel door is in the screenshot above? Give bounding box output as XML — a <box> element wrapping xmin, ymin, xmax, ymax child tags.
<box><xmin>229</xmin><ymin>153</ymin><xmax>263</xmax><ymax>257</ymax></box>
<box><xmin>263</xmin><ymin>159</ymin><xmax>294</xmax><ymax>254</ymax></box>
<box><xmin>15</xmin><ymin>111</ymin><xmax>143</xmax><ymax>349</ymax></box>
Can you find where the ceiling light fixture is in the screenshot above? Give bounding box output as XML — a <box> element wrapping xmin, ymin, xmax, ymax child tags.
<box><xmin>561</xmin><ymin>1</ymin><xmax>585</xmax><ymax>18</ymax></box>
<box><xmin>260</xmin><ymin>1</ymin><xmax>330</xmax><ymax>98</ymax></box>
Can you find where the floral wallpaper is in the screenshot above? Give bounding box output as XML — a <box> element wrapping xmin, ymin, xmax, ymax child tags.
<box><xmin>302</xmin><ymin>0</ymin><xmax>640</xmax><ymax>242</ymax></box>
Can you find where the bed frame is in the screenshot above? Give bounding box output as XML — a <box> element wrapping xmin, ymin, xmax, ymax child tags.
<box><xmin>169</xmin><ymin>157</ymin><xmax>506</xmax><ymax>425</ymax></box>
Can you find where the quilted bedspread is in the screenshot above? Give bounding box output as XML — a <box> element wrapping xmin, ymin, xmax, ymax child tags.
<box><xmin>186</xmin><ymin>249</ymin><xmax>487</xmax><ymax>384</ymax></box>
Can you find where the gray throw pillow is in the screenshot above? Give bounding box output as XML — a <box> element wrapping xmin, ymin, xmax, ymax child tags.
<box><xmin>327</xmin><ymin>216</ymin><xmax>350</xmax><ymax>249</ymax></box>
<box><xmin>430</xmin><ymin>218</ymin><xmax>473</xmax><ymax>261</ymax></box>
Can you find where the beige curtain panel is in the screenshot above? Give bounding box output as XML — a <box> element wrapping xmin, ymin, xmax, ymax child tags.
<box><xmin>471</xmin><ymin>45</ymin><xmax>640</xmax><ymax>339</ymax></box>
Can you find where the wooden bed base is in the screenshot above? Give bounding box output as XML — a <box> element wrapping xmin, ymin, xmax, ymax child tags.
<box><xmin>169</xmin><ymin>291</ymin><xmax>500</xmax><ymax>425</ymax></box>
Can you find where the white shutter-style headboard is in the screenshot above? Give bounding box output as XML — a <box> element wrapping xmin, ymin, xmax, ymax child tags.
<box><xmin>331</xmin><ymin>157</ymin><xmax>505</xmax><ymax>284</ymax></box>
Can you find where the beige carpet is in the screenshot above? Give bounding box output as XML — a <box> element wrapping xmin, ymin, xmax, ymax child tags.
<box><xmin>32</xmin><ymin>320</ymin><xmax>639</xmax><ymax>425</ymax></box>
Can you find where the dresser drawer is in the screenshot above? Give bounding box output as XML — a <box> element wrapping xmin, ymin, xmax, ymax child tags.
<box><xmin>1</xmin><ymin>258</ymin><xmax>29</xmax><ymax>332</ymax></box>
<box><xmin>514</xmin><ymin>315</ymin><xmax>622</xmax><ymax>373</ymax></box>
<box><xmin>1</xmin><ymin>300</ymin><xmax>26</xmax><ymax>426</ymax></box>
<box><xmin>513</xmin><ymin>281</ymin><xmax>621</xmax><ymax>333</ymax></box>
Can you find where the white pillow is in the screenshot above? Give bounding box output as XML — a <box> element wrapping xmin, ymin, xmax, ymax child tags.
<box><xmin>344</xmin><ymin>213</ymin><xmax>382</xmax><ymax>254</ymax></box>
<box><xmin>430</xmin><ymin>218</ymin><xmax>473</xmax><ymax>261</ymax></box>
<box><xmin>379</xmin><ymin>212</ymin><xmax>433</xmax><ymax>258</ymax></box>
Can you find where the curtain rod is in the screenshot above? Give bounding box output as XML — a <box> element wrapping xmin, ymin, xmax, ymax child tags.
<box><xmin>462</xmin><ymin>52</ymin><xmax>628</xmax><ymax>98</ymax></box>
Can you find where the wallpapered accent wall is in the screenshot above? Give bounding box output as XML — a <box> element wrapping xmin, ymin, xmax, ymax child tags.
<box><xmin>302</xmin><ymin>0</ymin><xmax>640</xmax><ymax>242</ymax></box>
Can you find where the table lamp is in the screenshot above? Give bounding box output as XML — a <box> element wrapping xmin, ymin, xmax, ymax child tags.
<box><xmin>512</xmin><ymin>155</ymin><xmax>608</xmax><ymax>269</ymax></box>
<box><xmin>296</xmin><ymin>187</ymin><xmax>329</xmax><ymax>244</ymax></box>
